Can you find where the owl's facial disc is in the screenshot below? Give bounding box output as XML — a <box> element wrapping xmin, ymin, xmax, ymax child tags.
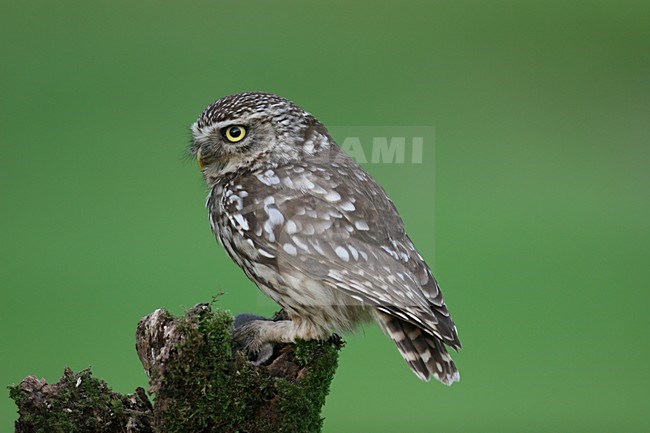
<box><xmin>190</xmin><ymin>120</ymin><xmax>250</xmax><ymax>164</ymax></box>
<box><xmin>190</xmin><ymin>92</ymin><xmax>331</xmax><ymax>183</ymax></box>
<box><xmin>191</xmin><ymin>117</ymin><xmax>264</xmax><ymax>178</ymax></box>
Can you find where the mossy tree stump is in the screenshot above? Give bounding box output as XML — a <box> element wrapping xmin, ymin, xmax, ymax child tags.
<box><xmin>9</xmin><ymin>304</ymin><xmax>341</xmax><ymax>433</ymax></box>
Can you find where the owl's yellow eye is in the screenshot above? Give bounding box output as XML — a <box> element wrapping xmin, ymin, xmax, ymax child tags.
<box><xmin>223</xmin><ymin>125</ymin><xmax>247</xmax><ymax>143</ymax></box>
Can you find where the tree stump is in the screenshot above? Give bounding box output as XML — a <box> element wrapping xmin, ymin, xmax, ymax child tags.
<box><xmin>9</xmin><ymin>303</ymin><xmax>341</xmax><ymax>433</ymax></box>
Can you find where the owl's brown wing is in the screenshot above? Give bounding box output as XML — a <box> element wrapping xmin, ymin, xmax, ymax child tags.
<box><xmin>220</xmin><ymin>152</ymin><xmax>460</xmax><ymax>348</ymax></box>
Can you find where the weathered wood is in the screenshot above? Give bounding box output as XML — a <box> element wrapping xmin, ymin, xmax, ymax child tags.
<box><xmin>10</xmin><ymin>304</ymin><xmax>341</xmax><ymax>433</ymax></box>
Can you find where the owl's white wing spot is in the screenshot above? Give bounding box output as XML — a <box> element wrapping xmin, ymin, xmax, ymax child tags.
<box><xmin>291</xmin><ymin>236</ymin><xmax>310</xmax><ymax>252</ymax></box>
<box><xmin>254</xmin><ymin>224</ymin><xmax>263</xmax><ymax>237</ymax></box>
<box><xmin>233</xmin><ymin>213</ymin><xmax>249</xmax><ymax>231</ymax></box>
<box><xmin>227</xmin><ymin>194</ymin><xmax>243</xmax><ymax>210</ymax></box>
<box><xmin>283</xmin><ymin>243</ymin><xmax>298</xmax><ymax>256</ymax></box>
<box><xmin>355</xmin><ymin>220</ymin><xmax>369</xmax><ymax>230</ymax></box>
<box><xmin>258</xmin><ymin>248</ymin><xmax>275</xmax><ymax>258</ymax></box>
<box><xmin>334</xmin><ymin>246</ymin><xmax>350</xmax><ymax>262</ymax></box>
<box><xmin>267</xmin><ymin>208</ymin><xmax>284</xmax><ymax>225</ymax></box>
<box><xmin>302</xmin><ymin>223</ymin><xmax>316</xmax><ymax>235</ymax></box>
<box><xmin>324</xmin><ymin>190</ymin><xmax>341</xmax><ymax>202</ymax></box>
<box><xmin>285</xmin><ymin>220</ymin><xmax>298</xmax><ymax>235</ymax></box>
<box><xmin>381</xmin><ymin>245</ymin><xmax>399</xmax><ymax>260</ymax></box>
<box><xmin>298</xmin><ymin>177</ymin><xmax>315</xmax><ymax>190</ymax></box>
<box><xmin>256</xmin><ymin>171</ymin><xmax>280</xmax><ymax>186</ymax></box>
<box><xmin>312</xmin><ymin>241</ymin><xmax>326</xmax><ymax>255</ymax></box>
<box><xmin>263</xmin><ymin>220</ymin><xmax>276</xmax><ymax>242</ymax></box>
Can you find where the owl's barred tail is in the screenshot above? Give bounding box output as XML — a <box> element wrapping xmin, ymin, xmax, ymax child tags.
<box><xmin>376</xmin><ymin>312</ymin><xmax>460</xmax><ymax>385</ymax></box>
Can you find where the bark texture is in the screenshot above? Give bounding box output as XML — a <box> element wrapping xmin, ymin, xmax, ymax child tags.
<box><xmin>9</xmin><ymin>304</ymin><xmax>340</xmax><ymax>433</ymax></box>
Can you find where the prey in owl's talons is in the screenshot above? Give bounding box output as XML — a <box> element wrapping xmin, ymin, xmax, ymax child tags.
<box><xmin>232</xmin><ymin>312</ymin><xmax>345</xmax><ymax>366</ymax></box>
<box><xmin>232</xmin><ymin>313</ymin><xmax>275</xmax><ymax>366</ymax></box>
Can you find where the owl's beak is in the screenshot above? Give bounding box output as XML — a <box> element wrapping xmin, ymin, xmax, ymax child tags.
<box><xmin>196</xmin><ymin>148</ymin><xmax>204</xmax><ymax>170</ymax></box>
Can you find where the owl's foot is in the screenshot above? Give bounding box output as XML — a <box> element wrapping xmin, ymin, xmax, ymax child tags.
<box><xmin>232</xmin><ymin>314</ymin><xmax>275</xmax><ymax>365</ymax></box>
<box><xmin>328</xmin><ymin>333</ymin><xmax>345</xmax><ymax>349</ymax></box>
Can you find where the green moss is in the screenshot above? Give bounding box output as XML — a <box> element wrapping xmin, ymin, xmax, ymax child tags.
<box><xmin>157</xmin><ymin>306</ymin><xmax>340</xmax><ymax>433</ymax></box>
<box><xmin>10</xmin><ymin>304</ymin><xmax>341</xmax><ymax>433</ymax></box>
<box><xmin>9</xmin><ymin>368</ymin><xmax>153</xmax><ymax>433</ymax></box>
<box><xmin>274</xmin><ymin>340</ymin><xmax>340</xmax><ymax>433</ymax></box>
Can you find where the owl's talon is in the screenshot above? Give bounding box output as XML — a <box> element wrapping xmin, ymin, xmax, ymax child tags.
<box><xmin>328</xmin><ymin>333</ymin><xmax>345</xmax><ymax>348</ymax></box>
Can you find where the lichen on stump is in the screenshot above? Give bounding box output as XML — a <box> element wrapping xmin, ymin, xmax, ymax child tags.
<box><xmin>9</xmin><ymin>304</ymin><xmax>341</xmax><ymax>433</ymax></box>
<box><xmin>136</xmin><ymin>303</ymin><xmax>341</xmax><ymax>433</ymax></box>
<box><xmin>9</xmin><ymin>368</ymin><xmax>153</xmax><ymax>433</ymax></box>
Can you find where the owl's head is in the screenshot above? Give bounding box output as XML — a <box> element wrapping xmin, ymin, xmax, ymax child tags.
<box><xmin>190</xmin><ymin>92</ymin><xmax>334</xmax><ymax>183</ymax></box>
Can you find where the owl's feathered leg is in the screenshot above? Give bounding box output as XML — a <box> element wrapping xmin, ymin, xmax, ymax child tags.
<box><xmin>232</xmin><ymin>316</ymin><xmax>330</xmax><ymax>363</ymax></box>
<box><xmin>375</xmin><ymin>311</ymin><xmax>460</xmax><ymax>385</ymax></box>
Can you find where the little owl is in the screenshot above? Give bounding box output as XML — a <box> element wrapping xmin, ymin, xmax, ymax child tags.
<box><xmin>189</xmin><ymin>92</ymin><xmax>461</xmax><ymax>384</ymax></box>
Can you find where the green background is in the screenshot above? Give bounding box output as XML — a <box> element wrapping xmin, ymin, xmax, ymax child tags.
<box><xmin>1</xmin><ymin>1</ymin><xmax>649</xmax><ymax>432</ymax></box>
